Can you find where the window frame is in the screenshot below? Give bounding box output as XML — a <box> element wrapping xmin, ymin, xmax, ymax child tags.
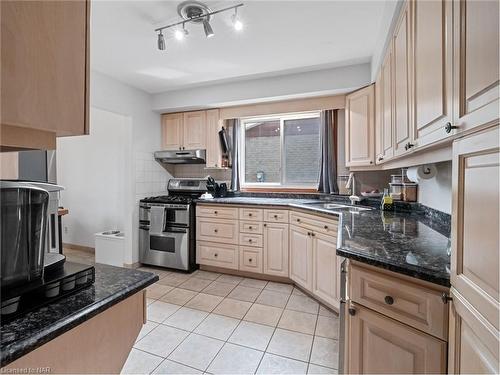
<box><xmin>239</xmin><ymin>111</ymin><xmax>322</xmax><ymax>190</ymax></box>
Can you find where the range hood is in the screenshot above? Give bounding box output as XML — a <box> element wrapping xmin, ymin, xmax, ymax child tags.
<box><xmin>154</xmin><ymin>149</ymin><xmax>206</xmax><ymax>165</ymax></box>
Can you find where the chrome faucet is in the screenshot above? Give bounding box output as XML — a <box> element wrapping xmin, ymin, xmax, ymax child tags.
<box><xmin>346</xmin><ymin>172</ymin><xmax>361</xmax><ymax>205</ymax></box>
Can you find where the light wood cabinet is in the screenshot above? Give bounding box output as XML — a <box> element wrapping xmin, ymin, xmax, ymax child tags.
<box><xmin>183</xmin><ymin>111</ymin><xmax>207</xmax><ymax>150</ymax></box>
<box><xmin>452</xmin><ymin>0</ymin><xmax>499</xmax><ymax>134</ymax></box>
<box><xmin>1</xmin><ymin>0</ymin><xmax>90</xmax><ymax>149</ymax></box>
<box><xmin>196</xmin><ymin>217</ymin><xmax>239</xmax><ymax>245</ymax></box>
<box><xmin>196</xmin><ymin>205</ymin><xmax>239</xmax><ymax>220</ymax></box>
<box><xmin>381</xmin><ymin>47</ymin><xmax>394</xmax><ymax>162</ymax></box>
<box><xmin>239</xmin><ymin>246</ymin><xmax>263</xmax><ymax>273</ymax></box>
<box><xmin>161</xmin><ymin>113</ymin><xmax>183</xmax><ymax>150</ymax></box>
<box><xmin>392</xmin><ymin>2</ymin><xmax>412</xmax><ymax>157</ymax></box>
<box><xmin>412</xmin><ymin>0</ymin><xmax>454</xmax><ymax>148</ymax></box>
<box><xmin>348</xmin><ymin>302</ymin><xmax>447</xmax><ymax>374</ymax></box>
<box><xmin>345</xmin><ymin>85</ymin><xmax>375</xmax><ymax>167</ymax></box>
<box><xmin>263</xmin><ymin>222</ymin><xmax>289</xmax><ymax>277</ymax></box>
<box><xmin>374</xmin><ymin>71</ymin><xmax>384</xmax><ymax>163</ymax></box>
<box><xmin>205</xmin><ymin>109</ymin><xmax>222</xmax><ymax>168</ymax></box>
<box><xmin>197</xmin><ymin>241</ymin><xmax>239</xmax><ymax>270</ymax></box>
<box><xmin>289</xmin><ymin>225</ymin><xmax>313</xmax><ymax>290</ymax></box>
<box><xmin>312</xmin><ymin>231</ymin><xmax>339</xmax><ymax>307</ymax></box>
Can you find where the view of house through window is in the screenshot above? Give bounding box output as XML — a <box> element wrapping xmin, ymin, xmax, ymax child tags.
<box><xmin>241</xmin><ymin>112</ymin><xmax>321</xmax><ymax>188</ymax></box>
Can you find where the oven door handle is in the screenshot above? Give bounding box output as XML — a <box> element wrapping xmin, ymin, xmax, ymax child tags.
<box><xmin>139</xmin><ymin>225</ymin><xmax>150</xmax><ymax>231</ymax></box>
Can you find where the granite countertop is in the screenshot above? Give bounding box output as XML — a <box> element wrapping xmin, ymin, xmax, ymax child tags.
<box><xmin>196</xmin><ymin>196</ymin><xmax>451</xmax><ymax>287</ymax></box>
<box><xmin>1</xmin><ymin>264</ymin><xmax>158</xmax><ymax>367</ymax></box>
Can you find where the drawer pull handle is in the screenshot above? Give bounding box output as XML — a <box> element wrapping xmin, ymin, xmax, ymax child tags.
<box><xmin>214</xmin><ymin>253</ymin><xmax>218</xmax><ymax>257</ymax></box>
<box><xmin>324</xmin><ymin>225</ymin><xmax>328</xmax><ymax>230</ymax></box>
<box><xmin>348</xmin><ymin>307</ymin><xmax>356</xmax><ymax>316</ymax></box>
<box><xmin>214</xmin><ymin>229</ymin><xmax>218</xmax><ymax>233</ymax></box>
<box><xmin>445</xmin><ymin>122</ymin><xmax>459</xmax><ymax>134</ymax></box>
<box><xmin>384</xmin><ymin>296</ymin><xmax>394</xmax><ymax>305</ymax></box>
<box><xmin>441</xmin><ymin>292</ymin><xmax>452</xmax><ymax>304</ymax></box>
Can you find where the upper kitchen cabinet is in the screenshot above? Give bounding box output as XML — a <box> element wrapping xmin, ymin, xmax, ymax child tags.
<box><xmin>205</xmin><ymin>109</ymin><xmax>223</xmax><ymax>168</ymax></box>
<box><xmin>392</xmin><ymin>1</ymin><xmax>412</xmax><ymax>157</ymax></box>
<box><xmin>452</xmin><ymin>0</ymin><xmax>499</xmax><ymax>133</ymax></box>
<box><xmin>412</xmin><ymin>0</ymin><xmax>454</xmax><ymax>148</ymax></box>
<box><xmin>183</xmin><ymin>111</ymin><xmax>207</xmax><ymax>150</ymax></box>
<box><xmin>1</xmin><ymin>0</ymin><xmax>90</xmax><ymax>150</ymax></box>
<box><xmin>380</xmin><ymin>47</ymin><xmax>394</xmax><ymax>162</ymax></box>
<box><xmin>345</xmin><ymin>85</ymin><xmax>375</xmax><ymax>167</ymax></box>
<box><xmin>161</xmin><ymin>113</ymin><xmax>183</xmax><ymax>150</ymax></box>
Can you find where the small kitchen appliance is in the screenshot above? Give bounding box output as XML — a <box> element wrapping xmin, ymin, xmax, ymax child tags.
<box><xmin>139</xmin><ymin>178</ymin><xmax>209</xmax><ymax>271</ymax></box>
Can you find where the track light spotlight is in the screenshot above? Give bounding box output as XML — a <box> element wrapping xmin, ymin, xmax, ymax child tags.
<box><xmin>157</xmin><ymin>31</ymin><xmax>166</xmax><ymax>50</ymax></box>
<box><xmin>232</xmin><ymin>8</ymin><xmax>243</xmax><ymax>31</ymax></box>
<box><xmin>203</xmin><ymin>19</ymin><xmax>214</xmax><ymax>38</ymax></box>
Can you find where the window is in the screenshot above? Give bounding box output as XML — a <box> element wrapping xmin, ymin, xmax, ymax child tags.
<box><xmin>240</xmin><ymin>112</ymin><xmax>321</xmax><ymax>188</ymax></box>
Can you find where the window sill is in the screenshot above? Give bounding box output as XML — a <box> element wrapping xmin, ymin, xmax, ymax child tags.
<box><xmin>240</xmin><ymin>187</ymin><xmax>319</xmax><ymax>193</ymax></box>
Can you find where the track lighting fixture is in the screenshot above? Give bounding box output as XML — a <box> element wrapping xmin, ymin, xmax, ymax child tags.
<box><xmin>155</xmin><ymin>1</ymin><xmax>244</xmax><ymax>50</ymax></box>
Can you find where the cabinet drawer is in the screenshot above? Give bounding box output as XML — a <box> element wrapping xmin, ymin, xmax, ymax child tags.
<box><xmin>239</xmin><ymin>208</ymin><xmax>263</xmax><ymax>222</ymax></box>
<box><xmin>196</xmin><ymin>218</ymin><xmax>238</xmax><ymax>244</ymax></box>
<box><xmin>239</xmin><ymin>221</ymin><xmax>263</xmax><ymax>234</ymax></box>
<box><xmin>239</xmin><ymin>233</ymin><xmax>263</xmax><ymax>248</ymax></box>
<box><xmin>350</xmin><ymin>264</ymin><xmax>448</xmax><ymax>340</ymax></box>
<box><xmin>239</xmin><ymin>246</ymin><xmax>263</xmax><ymax>273</ymax></box>
<box><xmin>264</xmin><ymin>209</ymin><xmax>289</xmax><ymax>223</ymax></box>
<box><xmin>197</xmin><ymin>241</ymin><xmax>238</xmax><ymax>270</ymax></box>
<box><xmin>290</xmin><ymin>211</ymin><xmax>338</xmax><ymax>236</ymax></box>
<box><xmin>196</xmin><ymin>205</ymin><xmax>238</xmax><ymax>219</ymax></box>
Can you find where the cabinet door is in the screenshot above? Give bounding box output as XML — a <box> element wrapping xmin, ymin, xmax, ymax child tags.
<box><xmin>345</xmin><ymin>85</ymin><xmax>375</xmax><ymax>167</ymax></box>
<box><xmin>289</xmin><ymin>225</ymin><xmax>313</xmax><ymax>291</ymax></box>
<box><xmin>453</xmin><ymin>0</ymin><xmax>499</xmax><ymax>133</ymax></box>
<box><xmin>412</xmin><ymin>0</ymin><xmax>454</xmax><ymax>147</ymax></box>
<box><xmin>183</xmin><ymin>111</ymin><xmax>206</xmax><ymax>150</ymax></box>
<box><xmin>451</xmin><ymin>125</ymin><xmax>499</xmax><ymax>331</ymax></box>
<box><xmin>374</xmin><ymin>71</ymin><xmax>384</xmax><ymax>164</ymax></box>
<box><xmin>381</xmin><ymin>48</ymin><xmax>394</xmax><ymax>161</ymax></box>
<box><xmin>206</xmin><ymin>109</ymin><xmax>222</xmax><ymax>168</ymax></box>
<box><xmin>1</xmin><ymin>0</ymin><xmax>89</xmax><ymax>137</ymax></box>
<box><xmin>393</xmin><ymin>2</ymin><xmax>412</xmax><ymax>156</ymax></box>
<box><xmin>263</xmin><ymin>223</ymin><xmax>289</xmax><ymax>277</ymax></box>
<box><xmin>312</xmin><ymin>232</ymin><xmax>339</xmax><ymax>308</ymax></box>
<box><xmin>161</xmin><ymin>114</ymin><xmax>183</xmax><ymax>150</ymax></box>
<box><xmin>348</xmin><ymin>303</ymin><xmax>447</xmax><ymax>374</ymax></box>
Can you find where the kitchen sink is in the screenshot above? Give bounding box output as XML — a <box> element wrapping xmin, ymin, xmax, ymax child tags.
<box><xmin>305</xmin><ymin>202</ymin><xmax>373</xmax><ymax>211</ymax></box>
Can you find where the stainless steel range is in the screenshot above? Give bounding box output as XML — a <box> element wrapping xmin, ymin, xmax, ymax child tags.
<box><xmin>139</xmin><ymin>178</ymin><xmax>208</xmax><ymax>271</ymax></box>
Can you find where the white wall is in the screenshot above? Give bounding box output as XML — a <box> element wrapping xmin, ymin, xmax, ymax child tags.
<box><xmin>417</xmin><ymin>161</ymin><xmax>452</xmax><ymax>214</ymax></box>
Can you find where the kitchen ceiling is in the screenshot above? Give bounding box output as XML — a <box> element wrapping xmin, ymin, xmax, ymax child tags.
<box><xmin>91</xmin><ymin>1</ymin><xmax>388</xmax><ymax>94</ymax></box>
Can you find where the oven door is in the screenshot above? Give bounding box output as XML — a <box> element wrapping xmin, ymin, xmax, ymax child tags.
<box><xmin>140</xmin><ymin>226</ymin><xmax>189</xmax><ymax>271</ymax></box>
<box><xmin>164</xmin><ymin>206</ymin><xmax>189</xmax><ymax>226</ymax></box>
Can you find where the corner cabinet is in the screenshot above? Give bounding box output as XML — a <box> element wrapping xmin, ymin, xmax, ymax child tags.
<box><xmin>1</xmin><ymin>0</ymin><xmax>90</xmax><ymax>150</ymax></box>
<box><xmin>448</xmin><ymin>125</ymin><xmax>499</xmax><ymax>374</ymax></box>
<box><xmin>345</xmin><ymin>85</ymin><xmax>375</xmax><ymax>167</ymax></box>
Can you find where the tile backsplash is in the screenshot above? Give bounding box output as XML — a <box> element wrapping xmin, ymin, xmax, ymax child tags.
<box><xmin>134</xmin><ymin>151</ymin><xmax>172</xmax><ymax>200</ymax></box>
<box><xmin>173</xmin><ymin>164</ymin><xmax>232</xmax><ymax>182</ymax></box>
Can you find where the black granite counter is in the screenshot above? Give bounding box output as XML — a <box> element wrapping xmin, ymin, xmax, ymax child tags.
<box><xmin>1</xmin><ymin>264</ymin><xmax>158</xmax><ymax>367</ymax></box>
<box><xmin>196</xmin><ymin>196</ymin><xmax>451</xmax><ymax>287</ymax></box>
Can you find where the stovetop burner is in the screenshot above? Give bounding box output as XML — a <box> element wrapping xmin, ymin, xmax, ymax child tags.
<box><xmin>140</xmin><ymin>195</ymin><xmax>193</xmax><ymax>204</ymax></box>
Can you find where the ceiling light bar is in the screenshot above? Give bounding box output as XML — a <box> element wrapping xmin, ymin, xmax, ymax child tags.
<box><xmin>154</xmin><ymin>3</ymin><xmax>244</xmax><ymax>34</ymax></box>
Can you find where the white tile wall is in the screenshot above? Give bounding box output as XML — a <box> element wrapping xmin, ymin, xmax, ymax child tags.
<box><xmin>135</xmin><ymin>151</ymin><xmax>172</xmax><ymax>201</ymax></box>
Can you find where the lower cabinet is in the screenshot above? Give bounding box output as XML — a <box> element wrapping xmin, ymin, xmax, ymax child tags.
<box><xmin>196</xmin><ymin>241</ymin><xmax>239</xmax><ymax>270</ymax></box>
<box><xmin>263</xmin><ymin>222</ymin><xmax>289</xmax><ymax>277</ymax></box>
<box><xmin>348</xmin><ymin>303</ymin><xmax>447</xmax><ymax>374</ymax></box>
<box><xmin>312</xmin><ymin>231</ymin><xmax>339</xmax><ymax>307</ymax></box>
<box><xmin>289</xmin><ymin>225</ymin><xmax>313</xmax><ymax>290</ymax></box>
<box><xmin>239</xmin><ymin>246</ymin><xmax>263</xmax><ymax>273</ymax></box>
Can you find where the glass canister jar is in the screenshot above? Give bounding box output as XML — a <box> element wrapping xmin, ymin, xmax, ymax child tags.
<box><xmin>402</xmin><ymin>183</ymin><xmax>418</xmax><ymax>202</ymax></box>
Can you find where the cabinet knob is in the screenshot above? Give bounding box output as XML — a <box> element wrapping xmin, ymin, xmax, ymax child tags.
<box><xmin>369</xmin><ymin>161</ymin><xmax>373</xmax><ymax>164</ymax></box>
<box><xmin>249</xmin><ymin>226</ymin><xmax>253</xmax><ymax>229</ymax></box>
<box><xmin>263</xmin><ymin>223</ymin><xmax>267</xmax><ymax>227</ymax></box>
<box><xmin>214</xmin><ymin>211</ymin><xmax>218</xmax><ymax>214</ymax></box>
<box><xmin>445</xmin><ymin>122</ymin><xmax>459</xmax><ymax>134</ymax></box>
<box><xmin>249</xmin><ymin>258</ymin><xmax>252</xmax><ymax>262</ymax></box>
<box><xmin>441</xmin><ymin>292</ymin><xmax>453</xmax><ymax>304</ymax></box>
<box><xmin>404</xmin><ymin>142</ymin><xmax>415</xmax><ymax>151</ymax></box>
<box><xmin>214</xmin><ymin>229</ymin><xmax>218</xmax><ymax>233</ymax></box>
<box><xmin>249</xmin><ymin>213</ymin><xmax>253</xmax><ymax>216</ymax></box>
<box><xmin>182</xmin><ymin>146</ymin><xmax>185</xmax><ymax>150</ymax></box>
<box><xmin>214</xmin><ymin>253</ymin><xmax>218</xmax><ymax>257</ymax></box>
<box><xmin>324</xmin><ymin>225</ymin><xmax>328</xmax><ymax>230</ymax></box>
<box><xmin>384</xmin><ymin>296</ymin><xmax>394</xmax><ymax>305</ymax></box>
<box><xmin>307</xmin><ymin>232</ymin><xmax>311</xmax><ymax>236</ymax></box>
<box><xmin>248</xmin><ymin>239</ymin><xmax>252</xmax><ymax>242</ymax></box>
<box><xmin>297</xmin><ymin>218</ymin><xmax>301</xmax><ymax>222</ymax></box>
<box><xmin>348</xmin><ymin>307</ymin><xmax>356</xmax><ymax>316</ymax></box>
<box><xmin>274</xmin><ymin>214</ymin><xmax>278</xmax><ymax>218</ymax></box>
<box><xmin>311</xmin><ymin>232</ymin><xmax>315</xmax><ymax>237</ymax></box>
<box><xmin>378</xmin><ymin>156</ymin><xmax>384</xmax><ymax>162</ymax></box>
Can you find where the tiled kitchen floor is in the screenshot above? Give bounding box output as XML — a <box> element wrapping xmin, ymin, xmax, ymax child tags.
<box><xmin>64</xmin><ymin>250</ymin><xmax>339</xmax><ymax>374</ymax></box>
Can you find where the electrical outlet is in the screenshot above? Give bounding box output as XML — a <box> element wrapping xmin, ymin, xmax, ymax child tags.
<box><xmin>64</xmin><ymin>226</ymin><xmax>69</xmax><ymax>234</ymax></box>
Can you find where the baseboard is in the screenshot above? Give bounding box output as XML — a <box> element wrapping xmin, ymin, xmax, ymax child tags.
<box><xmin>63</xmin><ymin>243</ymin><xmax>95</xmax><ymax>253</ymax></box>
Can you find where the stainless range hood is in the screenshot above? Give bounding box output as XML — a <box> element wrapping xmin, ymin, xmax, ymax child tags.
<box><xmin>154</xmin><ymin>149</ymin><xmax>206</xmax><ymax>165</ymax></box>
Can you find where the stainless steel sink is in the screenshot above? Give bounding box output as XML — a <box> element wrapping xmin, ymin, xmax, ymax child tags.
<box><xmin>306</xmin><ymin>202</ymin><xmax>373</xmax><ymax>211</ymax></box>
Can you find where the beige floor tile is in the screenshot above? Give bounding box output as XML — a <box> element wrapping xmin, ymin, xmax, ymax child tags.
<box><xmin>136</xmin><ymin>320</ymin><xmax>159</xmax><ymax>342</ymax></box>
<box><xmin>256</xmin><ymin>289</ymin><xmax>290</xmax><ymax>308</ymax></box>
<box><xmin>292</xmin><ymin>287</ymin><xmax>307</xmax><ymax>297</ymax></box>
<box><xmin>147</xmin><ymin>301</ymin><xmax>181</xmax><ymax>323</ymax></box>
<box><xmin>318</xmin><ymin>305</ymin><xmax>337</xmax><ymax>318</ymax></box>
<box><xmin>228</xmin><ymin>285</ymin><xmax>262</xmax><ymax>302</ymax></box>
<box><xmin>168</xmin><ymin>333</ymin><xmax>224</xmax><ymax>371</ymax></box>
<box><xmin>286</xmin><ymin>294</ymin><xmax>320</xmax><ymax>315</ymax></box>
<box><xmin>194</xmin><ymin>313</ymin><xmax>240</xmax><ymax>340</ymax></box>
<box><xmin>160</xmin><ymin>288</ymin><xmax>198</xmax><ymax>306</ymax></box>
<box><xmin>278</xmin><ymin>309</ymin><xmax>317</xmax><ymax>335</ymax></box>
<box><xmin>256</xmin><ymin>353</ymin><xmax>309</xmax><ymax>374</ymax></box>
<box><xmin>185</xmin><ymin>293</ymin><xmax>224</xmax><ymax>312</ymax></box>
<box><xmin>244</xmin><ymin>303</ymin><xmax>283</xmax><ymax>327</ymax></box>
<box><xmin>158</xmin><ymin>273</ymin><xmax>192</xmax><ymax>287</ymax></box>
<box><xmin>240</xmin><ymin>278</ymin><xmax>268</xmax><ymax>289</ymax></box>
<box><xmin>217</xmin><ymin>274</ymin><xmax>243</xmax><ymax>285</ymax></box>
<box><xmin>138</xmin><ymin>267</ymin><xmax>172</xmax><ymax>279</ymax></box>
<box><xmin>146</xmin><ymin>298</ymin><xmax>155</xmax><ymax>306</ymax></box>
<box><xmin>265</xmin><ymin>281</ymin><xmax>294</xmax><ymax>295</ymax></box>
<box><xmin>164</xmin><ymin>307</ymin><xmax>208</xmax><ymax>331</ymax></box>
<box><xmin>228</xmin><ymin>321</ymin><xmax>274</xmax><ymax>351</ymax></box>
<box><xmin>213</xmin><ymin>298</ymin><xmax>252</xmax><ymax>319</ymax></box>
<box><xmin>310</xmin><ymin>336</ymin><xmax>339</xmax><ymax>369</ymax></box>
<box><xmin>179</xmin><ymin>278</ymin><xmax>213</xmax><ymax>292</ymax></box>
<box><xmin>121</xmin><ymin>348</ymin><xmax>163</xmax><ymax>374</ymax></box>
<box><xmin>207</xmin><ymin>343</ymin><xmax>263</xmax><ymax>374</ymax></box>
<box><xmin>267</xmin><ymin>328</ymin><xmax>313</xmax><ymax>362</ymax></box>
<box><xmin>134</xmin><ymin>324</ymin><xmax>189</xmax><ymax>358</ymax></box>
<box><xmin>146</xmin><ymin>283</ymin><xmax>174</xmax><ymax>299</ymax></box>
<box><xmin>315</xmin><ymin>315</ymin><xmax>339</xmax><ymax>339</ymax></box>
<box><xmin>192</xmin><ymin>270</ymin><xmax>221</xmax><ymax>281</ymax></box>
<box><xmin>202</xmin><ymin>281</ymin><xmax>236</xmax><ymax>297</ymax></box>
<box><xmin>153</xmin><ymin>359</ymin><xmax>202</xmax><ymax>374</ymax></box>
<box><xmin>308</xmin><ymin>364</ymin><xmax>338</xmax><ymax>374</ymax></box>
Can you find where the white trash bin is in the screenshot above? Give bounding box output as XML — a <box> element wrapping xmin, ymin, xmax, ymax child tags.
<box><xmin>95</xmin><ymin>230</ymin><xmax>125</xmax><ymax>267</ymax></box>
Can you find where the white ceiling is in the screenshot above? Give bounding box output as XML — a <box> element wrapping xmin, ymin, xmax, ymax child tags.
<box><xmin>91</xmin><ymin>1</ymin><xmax>389</xmax><ymax>94</ymax></box>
